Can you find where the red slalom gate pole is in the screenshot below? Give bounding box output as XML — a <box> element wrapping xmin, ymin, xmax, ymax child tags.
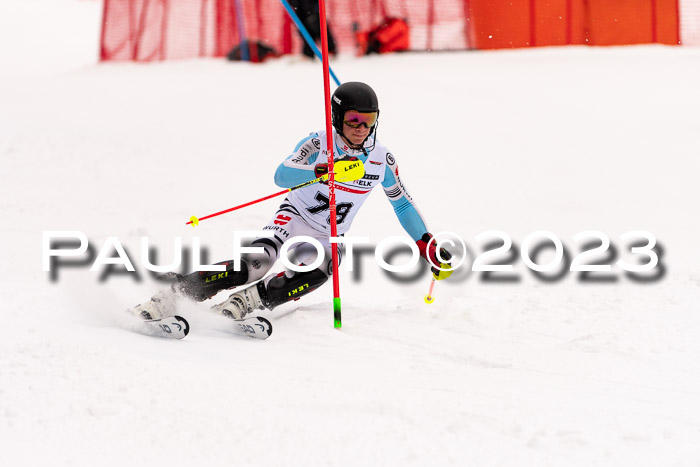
<box><xmin>318</xmin><ymin>0</ymin><xmax>342</xmax><ymax>329</ymax></box>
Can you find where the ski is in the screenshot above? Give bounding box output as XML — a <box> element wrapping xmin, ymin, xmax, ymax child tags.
<box><xmin>140</xmin><ymin>315</ymin><xmax>190</xmax><ymax>339</ymax></box>
<box><xmin>229</xmin><ymin>316</ymin><xmax>273</xmax><ymax>340</ymax></box>
<box><xmin>130</xmin><ymin>312</ymin><xmax>271</xmax><ymax>340</ymax></box>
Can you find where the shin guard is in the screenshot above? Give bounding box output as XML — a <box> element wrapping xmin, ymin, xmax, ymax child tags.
<box><xmin>178</xmin><ymin>260</ymin><xmax>249</xmax><ymax>301</ymax></box>
<box><xmin>258</xmin><ymin>268</ymin><xmax>328</xmax><ymax>311</ymax></box>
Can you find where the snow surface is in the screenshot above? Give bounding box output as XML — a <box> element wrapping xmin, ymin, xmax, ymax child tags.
<box><xmin>2</xmin><ymin>1</ymin><xmax>700</xmax><ymax>466</ymax></box>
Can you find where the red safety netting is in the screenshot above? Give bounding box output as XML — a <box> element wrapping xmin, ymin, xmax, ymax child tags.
<box><xmin>100</xmin><ymin>0</ymin><xmax>472</xmax><ymax>61</ymax></box>
<box><xmin>101</xmin><ymin>0</ymin><xmax>700</xmax><ymax>61</ymax></box>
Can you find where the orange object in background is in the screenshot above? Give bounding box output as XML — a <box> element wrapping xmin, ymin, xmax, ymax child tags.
<box><xmin>585</xmin><ymin>0</ymin><xmax>653</xmax><ymax>45</ymax></box>
<box><xmin>585</xmin><ymin>0</ymin><xmax>679</xmax><ymax>45</ymax></box>
<box><xmin>467</xmin><ymin>0</ymin><xmax>680</xmax><ymax>49</ymax></box>
<box><xmin>468</xmin><ymin>0</ymin><xmax>533</xmax><ymax>49</ymax></box>
<box><xmin>653</xmin><ymin>0</ymin><xmax>681</xmax><ymax>44</ymax></box>
<box><xmin>532</xmin><ymin>0</ymin><xmax>571</xmax><ymax>46</ymax></box>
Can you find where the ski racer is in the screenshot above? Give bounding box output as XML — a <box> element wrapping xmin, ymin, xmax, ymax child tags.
<box><xmin>131</xmin><ymin>82</ymin><xmax>452</xmax><ymax>321</ymax></box>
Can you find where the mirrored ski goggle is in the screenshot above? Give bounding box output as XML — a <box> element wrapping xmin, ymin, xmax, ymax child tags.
<box><xmin>343</xmin><ymin>110</ymin><xmax>378</xmax><ymax>129</ymax></box>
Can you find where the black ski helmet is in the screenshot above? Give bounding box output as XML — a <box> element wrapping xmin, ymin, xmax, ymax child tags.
<box><xmin>331</xmin><ymin>82</ymin><xmax>380</xmax><ymax>134</ymax></box>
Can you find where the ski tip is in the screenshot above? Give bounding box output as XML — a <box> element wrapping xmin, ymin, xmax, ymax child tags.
<box><xmin>140</xmin><ymin>315</ymin><xmax>190</xmax><ymax>339</ymax></box>
<box><xmin>175</xmin><ymin>315</ymin><xmax>191</xmax><ymax>337</ymax></box>
<box><xmin>255</xmin><ymin>316</ymin><xmax>273</xmax><ymax>337</ymax></box>
<box><xmin>231</xmin><ymin>316</ymin><xmax>273</xmax><ymax>339</ymax></box>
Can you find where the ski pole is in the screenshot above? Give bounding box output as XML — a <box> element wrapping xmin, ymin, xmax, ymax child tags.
<box><xmin>424</xmin><ymin>277</ymin><xmax>436</xmax><ymax>304</ymax></box>
<box><xmin>186</xmin><ymin>176</ymin><xmax>324</xmax><ymax>226</ymax></box>
<box><xmin>186</xmin><ymin>160</ymin><xmax>364</xmax><ymax>226</ymax></box>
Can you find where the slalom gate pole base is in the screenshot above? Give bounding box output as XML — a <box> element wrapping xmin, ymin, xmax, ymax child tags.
<box><xmin>334</xmin><ymin>297</ymin><xmax>342</xmax><ymax>329</ymax></box>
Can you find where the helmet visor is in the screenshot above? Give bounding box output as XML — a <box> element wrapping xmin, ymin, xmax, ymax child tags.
<box><xmin>343</xmin><ymin>110</ymin><xmax>378</xmax><ymax>129</ymax></box>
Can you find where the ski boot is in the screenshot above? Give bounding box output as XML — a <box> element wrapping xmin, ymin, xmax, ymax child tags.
<box><xmin>211</xmin><ymin>283</ymin><xmax>265</xmax><ymax>320</ymax></box>
<box><xmin>212</xmin><ymin>268</ymin><xmax>329</xmax><ymax>319</ymax></box>
<box><xmin>129</xmin><ymin>288</ymin><xmax>180</xmax><ymax>321</ymax></box>
<box><xmin>130</xmin><ymin>262</ymin><xmax>250</xmax><ymax>320</ymax></box>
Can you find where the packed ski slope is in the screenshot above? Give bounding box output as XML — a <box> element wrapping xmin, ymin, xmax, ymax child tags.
<box><xmin>2</xmin><ymin>1</ymin><xmax>700</xmax><ymax>466</ymax></box>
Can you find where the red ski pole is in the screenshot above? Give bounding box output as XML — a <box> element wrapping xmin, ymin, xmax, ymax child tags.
<box><xmin>186</xmin><ymin>176</ymin><xmax>325</xmax><ymax>226</ymax></box>
<box><xmin>186</xmin><ymin>162</ymin><xmax>364</xmax><ymax>226</ymax></box>
<box><xmin>424</xmin><ymin>277</ymin><xmax>436</xmax><ymax>304</ymax></box>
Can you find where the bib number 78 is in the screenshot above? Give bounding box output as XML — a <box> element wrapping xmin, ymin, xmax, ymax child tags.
<box><xmin>306</xmin><ymin>192</ymin><xmax>354</xmax><ymax>225</ymax></box>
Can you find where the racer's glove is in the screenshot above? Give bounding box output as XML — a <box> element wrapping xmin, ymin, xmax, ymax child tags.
<box><xmin>314</xmin><ymin>162</ymin><xmax>330</xmax><ymax>179</ymax></box>
<box><xmin>416</xmin><ymin>233</ymin><xmax>453</xmax><ymax>280</ymax></box>
<box><xmin>314</xmin><ymin>156</ymin><xmax>364</xmax><ymax>183</ymax></box>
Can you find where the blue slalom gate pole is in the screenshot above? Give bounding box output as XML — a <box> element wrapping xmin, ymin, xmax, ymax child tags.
<box><xmin>278</xmin><ymin>0</ymin><xmax>341</xmax><ymax>86</ymax></box>
<box><xmin>234</xmin><ymin>0</ymin><xmax>249</xmax><ymax>61</ymax></box>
